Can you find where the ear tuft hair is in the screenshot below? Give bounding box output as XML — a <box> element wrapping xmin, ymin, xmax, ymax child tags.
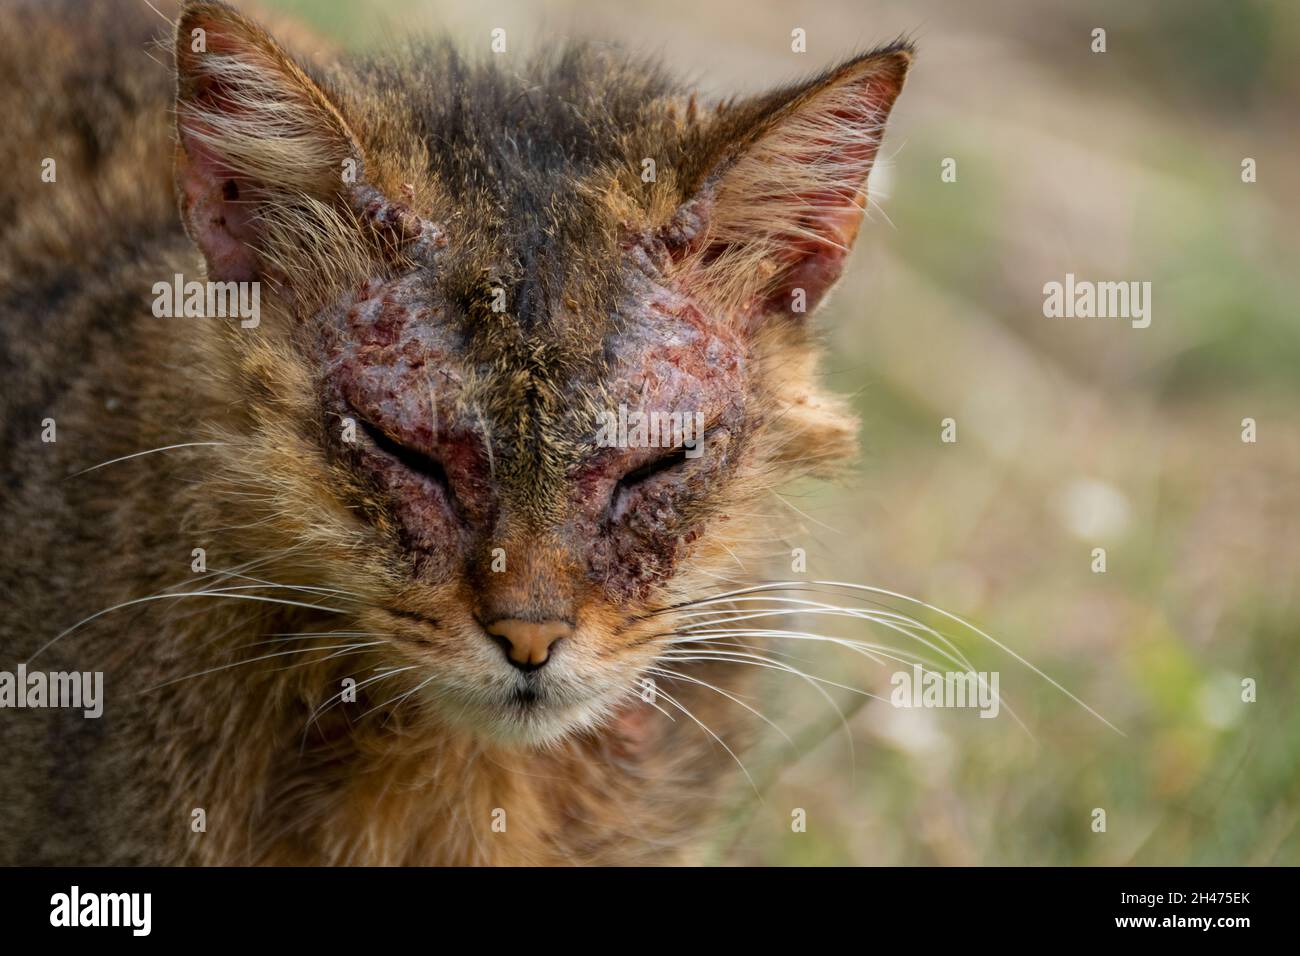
<box><xmin>174</xmin><ymin>0</ymin><xmax>365</xmax><ymax>284</ymax></box>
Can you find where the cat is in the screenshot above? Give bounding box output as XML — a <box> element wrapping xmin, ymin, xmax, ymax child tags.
<box><xmin>0</xmin><ymin>0</ymin><xmax>909</xmax><ymax>865</ymax></box>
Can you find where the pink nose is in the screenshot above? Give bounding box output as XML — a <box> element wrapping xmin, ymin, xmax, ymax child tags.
<box><xmin>484</xmin><ymin>618</ymin><xmax>571</xmax><ymax>670</ymax></box>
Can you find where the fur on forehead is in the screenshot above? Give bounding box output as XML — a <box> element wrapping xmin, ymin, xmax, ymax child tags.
<box><xmin>336</xmin><ymin>43</ymin><xmax>691</xmax><ymax>336</ymax></box>
<box><xmin>337</xmin><ymin>38</ymin><xmax>911</xmax><ymax>332</ymax></box>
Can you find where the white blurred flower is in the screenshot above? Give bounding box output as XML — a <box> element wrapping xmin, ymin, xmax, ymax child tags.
<box><xmin>1055</xmin><ymin>477</ymin><xmax>1132</xmax><ymax>540</ymax></box>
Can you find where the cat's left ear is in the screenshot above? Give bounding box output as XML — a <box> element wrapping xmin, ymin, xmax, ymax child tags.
<box><xmin>672</xmin><ymin>44</ymin><xmax>911</xmax><ymax>317</ymax></box>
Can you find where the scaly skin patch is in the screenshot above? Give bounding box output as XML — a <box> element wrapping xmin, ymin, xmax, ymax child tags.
<box><xmin>318</xmin><ymin>273</ymin><xmax>487</xmax><ymax>578</ymax></box>
<box><xmin>577</xmin><ymin>243</ymin><xmax>752</xmax><ymax>599</ymax></box>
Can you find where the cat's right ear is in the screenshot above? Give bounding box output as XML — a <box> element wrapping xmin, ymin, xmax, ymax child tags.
<box><xmin>173</xmin><ymin>1</ymin><xmax>362</xmax><ymax>282</ymax></box>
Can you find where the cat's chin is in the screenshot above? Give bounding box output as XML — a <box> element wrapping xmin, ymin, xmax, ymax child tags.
<box><xmin>432</xmin><ymin>682</ymin><xmax>624</xmax><ymax>750</ymax></box>
<box><xmin>473</xmin><ymin>701</ymin><xmax>611</xmax><ymax>749</ymax></box>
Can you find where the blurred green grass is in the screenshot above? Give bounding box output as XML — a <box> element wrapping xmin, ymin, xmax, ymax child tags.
<box><xmin>256</xmin><ymin>0</ymin><xmax>1300</xmax><ymax>865</ymax></box>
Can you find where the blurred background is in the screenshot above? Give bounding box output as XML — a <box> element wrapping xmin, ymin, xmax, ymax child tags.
<box><xmin>254</xmin><ymin>0</ymin><xmax>1299</xmax><ymax>864</ymax></box>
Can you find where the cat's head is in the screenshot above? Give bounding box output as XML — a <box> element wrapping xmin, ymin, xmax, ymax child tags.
<box><xmin>173</xmin><ymin>1</ymin><xmax>909</xmax><ymax>745</ymax></box>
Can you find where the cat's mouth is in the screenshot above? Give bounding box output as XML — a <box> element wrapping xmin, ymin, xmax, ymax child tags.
<box><xmin>469</xmin><ymin>676</ymin><xmax>614</xmax><ymax>746</ymax></box>
<box><xmin>507</xmin><ymin>680</ymin><xmax>542</xmax><ymax>708</ymax></box>
<box><xmin>370</xmin><ymin>603</ymin><xmax>642</xmax><ymax>745</ymax></box>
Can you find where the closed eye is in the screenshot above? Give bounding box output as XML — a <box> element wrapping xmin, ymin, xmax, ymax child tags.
<box><xmin>357</xmin><ymin>417</ymin><xmax>452</xmax><ymax>494</ymax></box>
<box><xmin>616</xmin><ymin>445</ymin><xmax>692</xmax><ymax>490</ymax></box>
<box><xmin>610</xmin><ymin>432</ymin><xmax>714</xmax><ymax>520</ymax></box>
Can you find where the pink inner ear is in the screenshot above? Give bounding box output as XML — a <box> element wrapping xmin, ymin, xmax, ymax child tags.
<box><xmin>683</xmin><ymin>59</ymin><xmax>905</xmax><ymax>318</ymax></box>
<box><xmin>175</xmin><ymin>15</ymin><xmax>282</xmax><ymax>283</ymax></box>
<box><xmin>177</xmin><ymin>125</ymin><xmax>261</xmax><ymax>282</ymax></box>
<box><xmin>763</xmin><ymin>94</ymin><xmax>890</xmax><ymax>312</ymax></box>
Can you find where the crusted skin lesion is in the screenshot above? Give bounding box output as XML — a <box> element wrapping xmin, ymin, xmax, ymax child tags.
<box><xmin>316</xmin><ymin>273</ymin><xmax>498</xmax><ymax>571</ymax></box>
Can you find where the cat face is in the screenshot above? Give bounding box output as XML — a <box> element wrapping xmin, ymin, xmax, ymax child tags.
<box><xmin>173</xmin><ymin>1</ymin><xmax>907</xmax><ymax>744</ymax></box>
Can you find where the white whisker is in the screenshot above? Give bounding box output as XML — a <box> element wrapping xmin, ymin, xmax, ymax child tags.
<box><xmin>27</xmin><ymin>590</ymin><xmax>345</xmax><ymax>663</ymax></box>
<box><xmin>64</xmin><ymin>441</ymin><xmax>227</xmax><ymax>478</ymax></box>
<box><xmin>646</xmin><ymin>665</ymin><xmax>792</xmax><ymax>746</ymax></box>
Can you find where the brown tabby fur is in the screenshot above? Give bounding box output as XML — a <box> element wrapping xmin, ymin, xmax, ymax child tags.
<box><xmin>0</xmin><ymin>0</ymin><xmax>909</xmax><ymax>864</ymax></box>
